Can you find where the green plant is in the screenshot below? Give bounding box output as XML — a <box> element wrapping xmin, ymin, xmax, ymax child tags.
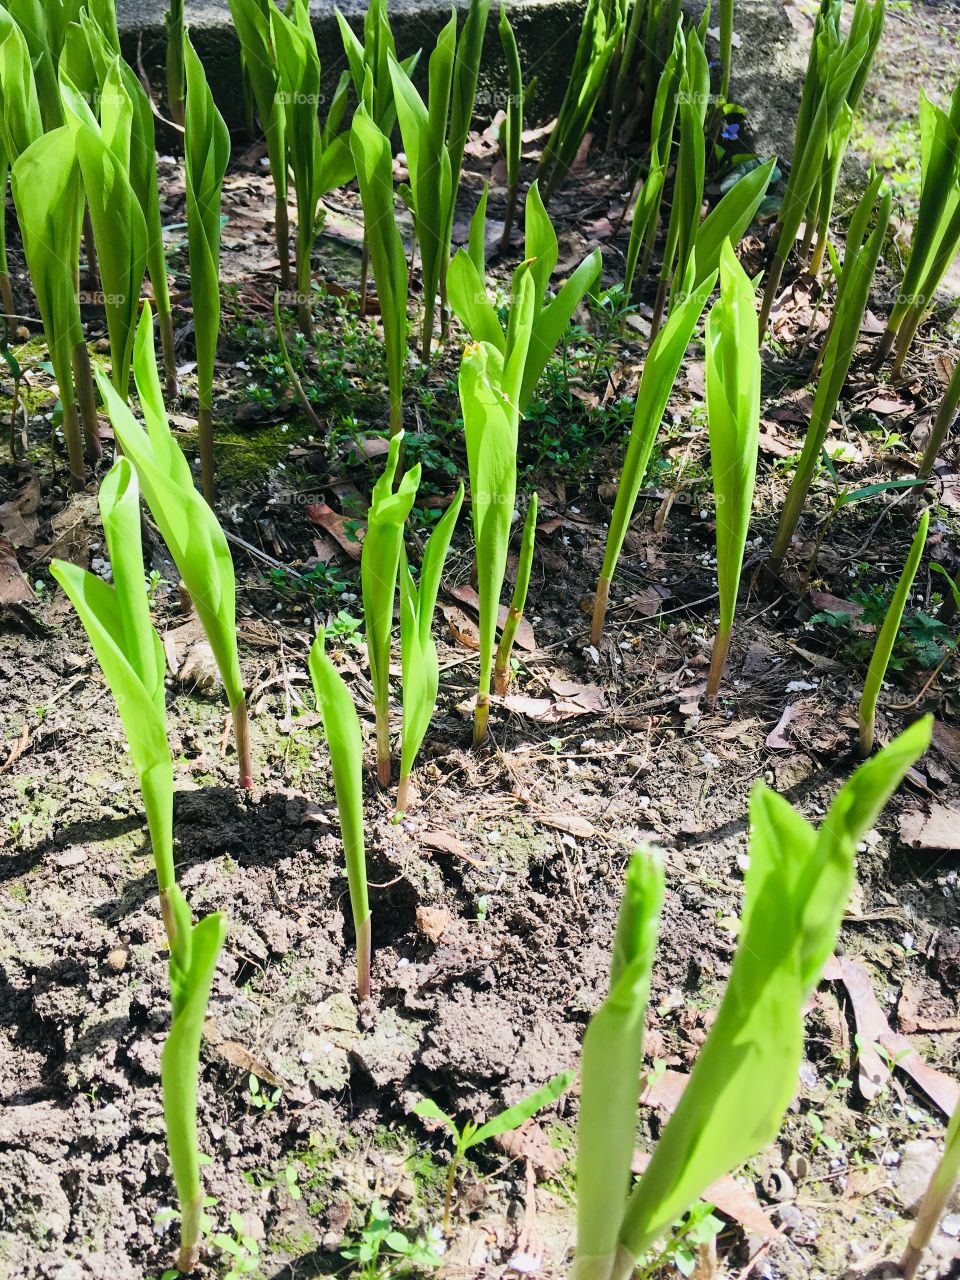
<box><xmin>211</xmin><ymin>1210</ymin><xmax>260</xmax><ymax>1278</ymax></box>
<box><xmin>759</xmin><ymin>0</ymin><xmax>884</xmax><ymax>337</ymax></box>
<box><xmin>247</xmin><ymin>1073</ymin><xmax>282</xmax><ymax>1112</ymax></box>
<box><xmin>183</xmin><ymin>31</ymin><xmax>230</xmax><ymax>501</ymax></box>
<box><xmin>493</xmin><ymin>491</ymin><xmax>536</xmax><ymax>695</ymax></box>
<box><xmin>98</xmin><ymin>305</ymin><xmax>253</xmax><ymax>789</ymax></box>
<box><xmin>341</xmin><ymin>1199</ymin><xmax>444</xmax><ymax>1278</ymax></box>
<box><xmin>878</xmin><ymin>78</ymin><xmax>960</xmax><ymax>373</ymax></box>
<box><xmin>536</xmin><ymin>0</ymin><xmax>623</xmax><ymax>202</ymax></box>
<box><xmin>414</xmin><ymin>1069</ymin><xmax>573</xmax><ymax>1231</ymax></box>
<box><xmin>572</xmin><ymin>717</ymin><xmax>932</xmax><ymax>1280</ymax></box>
<box><xmin>591</xmin><ymin>270</ymin><xmax>716</xmax><ymax>643</ymax></box>
<box><xmin>228</xmin><ymin>0</ymin><xmax>290</xmax><ymax>290</ymax></box>
<box><xmin>60</xmin><ymin>59</ymin><xmax>148</xmax><ymax>398</ymax></box>
<box><xmin>447</xmin><ymin>180</ymin><xmax>602</xmax><ymax>414</ymax></box>
<box><xmin>858</xmin><ymin>510</ymin><xmax>929</xmax><ymax>756</ymax></box>
<box><xmin>0</xmin><ymin>4</ymin><xmax>42</xmax><ymax>317</ymax></box>
<box><xmin>703</xmin><ymin>241</ymin><xmax>760</xmax><ymax>705</ymax></box>
<box><xmin>6</xmin><ymin>0</ymin><xmax>61</xmax><ymax>129</ymax></box>
<box><xmin>350</xmin><ymin>100</ymin><xmax>409</xmax><ymax>436</ymax></box>
<box><xmin>398</xmin><ymin>481</ymin><xmax>464</xmax><ymax>812</ymax></box>
<box><xmin>460</xmin><ymin>267</ymin><xmax>536</xmax><ymax>746</ymax></box>
<box><xmin>902</xmin><ymin>1099</ymin><xmax>960</xmax><ymax>1279</ymax></box>
<box><xmin>918</xmin><ymin>354</ymin><xmax>960</xmax><ymax>478</ymax></box>
<box><xmin>162</xmin><ymin>889</ymin><xmax>226</xmax><ymax>1273</ymax></box>
<box><xmin>272</xmin><ymin>0</ymin><xmax>354</xmax><ymax>337</ymax></box>
<box><xmin>11</xmin><ymin>126</ymin><xmax>97</xmax><ymax>488</ymax></box>
<box><xmin>362</xmin><ymin>432</ymin><xmax>422</xmax><ymax>786</ymax></box>
<box><xmin>768</xmin><ymin>174</ymin><xmax>892</xmax><ymax>573</ymax></box>
<box><xmin>164</xmin><ymin>0</ymin><xmax>185</xmax><ymax>124</ymax></box>
<box><xmin>50</xmin><ymin>458</ymin><xmax>176</xmax><ymax>942</ymax></box>
<box><xmin>388</xmin><ymin>0</ymin><xmax>490</xmax><ymax>361</ymax></box>
<box><xmin>497</xmin><ymin>4</ymin><xmax>524</xmax><ymax>252</ymax></box>
<box><xmin>308</xmin><ymin>628</ymin><xmax>371</xmax><ymax>999</ymax></box>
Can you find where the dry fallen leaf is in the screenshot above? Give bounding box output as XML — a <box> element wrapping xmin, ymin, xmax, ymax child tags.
<box><xmin>440</xmin><ymin>603</ymin><xmax>480</xmax><ymax>650</ymax></box>
<box><xmin>449</xmin><ymin>582</ymin><xmax>536</xmax><ymax>652</ymax></box>
<box><xmin>631</xmin><ymin>1150</ymin><xmax>777</xmax><ymax>1239</ymax></box>
<box><xmin>898</xmin><ymin>802</ymin><xmax>960</xmax><ymax>852</ymax></box>
<box><xmin>494</xmin><ymin>1120</ymin><xmax>567</xmax><ymax>1177</ymax></box>
<box><xmin>766</xmin><ymin>705</ymin><xmax>797</xmax><ymax>750</ymax></box>
<box><xmin>305</xmin><ymin>502</ymin><xmax>364</xmax><ymax>559</ymax></box>
<box><xmin>416</xmin><ymin>906</ymin><xmax>452</xmax><ymax>943</ymax></box>
<box><xmin>420</xmin><ymin>831</ymin><xmax>490</xmax><ymax>867</ymax></box>
<box><xmin>0</xmin><ymin>538</ymin><xmax>35</xmax><ymax>605</ymax></box>
<box><xmin>537</xmin><ymin>812</ymin><xmax>596</xmax><ymax>839</ymax></box>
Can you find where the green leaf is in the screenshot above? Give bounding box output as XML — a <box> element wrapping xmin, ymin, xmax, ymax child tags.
<box><xmin>470</xmin><ymin>1068</ymin><xmax>575</xmax><ymax>1149</ymax></box>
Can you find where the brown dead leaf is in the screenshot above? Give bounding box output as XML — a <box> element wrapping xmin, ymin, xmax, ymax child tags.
<box><xmin>898</xmin><ymin>802</ymin><xmax>960</xmax><ymax>852</ymax></box>
<box><xmin>305</xmin><ymin>503</ymin><xmax>364</xmax><ymax>559</ymax></box>
<box><xmin>766</xmin><ymin>705</ymin><xmax>797</xmax><ymax>750</ymax></box>
<box><xmin>877</xmin><ymin>1031</ymin><xmax>960</xmax><ymax>1118</ymax></box>
<box><xmin>537</xmin><ymin>812</ymin><xmax>596</xmax><ymax>839</ymax></box>
<box><xmin>416</xmin><ymin>906</ymin><xmax>452</xmax><ymax>943</ymax></box>
<box><xmin>630</xmin><ymin>1150</ymin><xmax>777</xmax><ymax>1239</ymax></box>
<box><xmin>0</xmin><ymin>467</ymin><xmax>40</xmax><ymax>548</ymax></box>
<box><xmin>494</xmin><ymin>1120</ymin><xmax>567</xmax><ymax>1177</ymax></box>
<box><xmin>205</xmin><ymin>1028</ymin><xmax>284</xmax><ymax>1088</ymax></box>
<box><xmin>420</xmin><ymin>831</ymin><xmax>490</xmax><ymax>867</ymax></box>
<box><xmin>639</xmin><ymin>1067</ymin><xmax>688</xmax><ymax>1113</ymax></box>
<box><xmin>758</xmin><ymin>427</ymin><xmax>797</xmax><ymax>459</ymax></box>
<box><xmin>868</xmin><ymin>395</ymin><xmax>913</xmax><ymax>416</ymax></box>
<box><xmin>440</xmin><ymin>603</ymin><xmax>480</xmax><ymax>650</ymax></box>
<box><xmin>930</xmin><ymin>719</ymin><xmax>960</xmax><ymax>776</ymax></box>
<box><xmin>449</xmin><ymin>583</ymin><xmax>536</xmax><ymax>652</ymax></box>
<box><xmin>0</xmin><ymin>538</ymin><xmax>35</xmax><ymax>605</ymax></box>
<box><xmin>898</xmin><ymin>981</ymin><xmax>960</xmax><ymax>1034</ymax></box>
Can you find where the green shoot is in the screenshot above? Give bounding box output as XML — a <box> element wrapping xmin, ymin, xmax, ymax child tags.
<box><xmin>572</xmin><ymin>718</ymin><xmax>933</xmax><ymax>1280</ymax></box>
<box><xmin>164</xmin><ymin>0</ymin><xmax>185</xmax><ymax>125</ymax></box>
<box><xmin>704</xmin><ymin>242</ymin><xmax>761</xmax><ymax>706</ymax></box>
<box><xmin>493</xmin><ymin>491</ymin><xmax>537</xmax><ymax>695</ymax></box>
<box><xmin>398</xmin><ymin>482</ymin><xmax>465</xmax><ymax>812</ymax></box>
<box><xmin>50</xmin><ymin>458</ymin><xmax>176</xmax><ymax>942</ymax></box>
<box><xmin>858</xmin><ymin>511</ymin><xmax>929</xmax><ymax>757</ymax></box>
<box><xmin>309</xmin><ymin>629</ymin><xmax>371</xmax><ymax>999</ymax></box>
<box><xmin>902</xmin><ymin>1100</ymin><xmax>960</xmax><ymax>1279</ymax></box>
<box><xmin>918</xmin><ymin>354</ymin><xmax>960</xmax><ymax>479</ymax></box>
<box><xmin>414</xmin><ymin>1069</ymin><xmax>573</xmax><ymax>1232</ymax></box>
<box><xmin>183</xmin><ymin>31</ymin><xmax>230</xmax><ymax>502</ymax></box>
<box><xmin>350</xmin><ymin>99</ymin><xmax>409</xmax><ymax>436</ymax></box>
<box><xmin>162</xmin><ymin>889</ymin><xmax>226</xmax><ymax>1272</ymax></box>
<box><xmin>98</xmin><ymin>305</ymin><xmax>253</xmax><ymax>790</ymax></box>
<box><xmin>769</xmin><ymin>174</ymin><xmax>891</xmax><ymax>573</ymax></box>
<box><xmin>497</xmin><ymin>4</ymin><xmax>523</xmax><ymax>252</ymax></box>
<box><xmin>591</xmin><ymin>271</ymin><xmax>716</xmax><ymax>644</ymax></box>
<box><xmin>362</xmin><ymin>432</ymin><xmax>422</xmax><ymax>786</ymax></box>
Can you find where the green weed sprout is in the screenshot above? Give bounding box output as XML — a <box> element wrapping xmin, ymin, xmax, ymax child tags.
<box><xmin>415</xmin><ymin>1069</ymin><xmax>573</xmax><ymax>1232</ymax></box>
<box><xmin>704</xmin><ymin>242</ymin><xmax>761</xmax><ymax>706</ymax></box>
<box><xmin>162</xmin><ymin>889</ymin><xmax>226</xmax><ymax>1272</ymax></box>
<box><xmin>362</xmin><ymin>432</ymin><xmax>422</xmax><ymax>786</ymax></box>
<box><xmin>769</xmin><ymin>174</ymin><xmax>892</xmax><ymax>573</ymax></box>
<box><xmin>98</xmin><ymin>305</ymin><xmax>253</xmax><ymax>790</ymax></box>
<box><xmin>902</xmin><ymin>1099</ymin><xmax>960</xmax><ymax>1279</ymax></box>
<box><xmin>388</xmin><ymin>0</ymin><xmax>490</xmax><ymax>361</ymax></box>
<box><xmin>493</xmin><ymin>491</ymin><xmax>537</xmax><ymax>695</ymax></box>
<box><xmin>759</xmin><ymin>0</ymin><xmax>883</xmax><ymax>338</ymax></box>
<box><xmin>228</xmin><ymin>0</ymin><xmax>290</xmax><ymax>291</ymax></box>
<box><xmin>858</xmin><ymin>510</ymin><xmax>929</xmax><ymax>757</ymax></box>
<box><xmin>460</xmin><ymin>267</ymin><xmax>536</xmax><ymax>746</ymax></box>
<box><xmin>919</xmin><ymin>354</ymin><xmax>960</xmax><ymax>479</ymax></box>
<box><xmin>60</xmin><ymin>61</ymin><xmax>148</xmax><ymax>399</ymax></box>
<box><xmin>350</xmin><ymin>99</ymin><xmax>409</xmax><ymax>436</ymax></box>
<box><xmin>497</xmin><ymin>3</ymin><xmax>523</xmax><ymax>252</ymax></box>
<box><xmin>11</xmin><ymin>127</ymin><xmax>98</xmax><ymax>487</ymax></box>
<box><xmin>877</xmin><ymin>78</ymin><xmax>960</xmax><ymax>374</ymax></box>
<box><xmin>536</xmin><ymin>0</ymin><xmax>623</xmax><ymax>202</ymax></box>
<box><xmin>447</xmin><ymin>180</ymin><xmax>602</xmax><ymax>415</ymax></box>
<box><xmin>309</xmin><ymin>629</ymin><xmax>371</xmax><ymax>999</ymax></box>
<box><xmin>572</xmin><ymin>717</ymin><xmax>933</xmax><ymax>1280</ymax></box>
<box><xmin>164</xmin><ymin>0</ymin><xmax>185</xmax><ymax>124</ymax></box>
<box><xmin>272</xmin><ymin>0</ymin><xmax>354</xmax><ymax>338</ymax></box>
<box><xmin>183</xmin><ymin>31</ymin><xmax>230</xmax><ymax>502</ymax></box>
<box><xmin>591</xmin><ymin>270</ymin><xmax>716</xmax><ymax>644</ymax></box>
<box><xmin>50</xmin><ymin>458</ymin><xmax>176</xmax><ymax>942</ymax></box>
<box><xmin>398</xmin><ymin>482</ymin><xmax>465</xmax><ymax>812</ymax></box>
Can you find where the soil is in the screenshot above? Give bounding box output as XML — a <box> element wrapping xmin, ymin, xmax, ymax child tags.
<box><xmin>2</xmin><ymin>5</ymin><xmax>960</xmax><ymax>1280</ymax></box>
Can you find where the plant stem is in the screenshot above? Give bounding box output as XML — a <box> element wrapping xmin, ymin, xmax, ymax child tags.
<box><xmin>705</xmin><ymin>624</ymin><xmax>731</xmax><ymax>708</ymax></box>
<box><xmin>232</xmin><ymin>696</ymin><xmax>253</xmax><ymax>789</ymax></box>
<box><xmin>358</xmin><ymin>238</ymin><xmax>370</xmax><ymax>321</ymax></box>
<box><xmin>396</xmin><ymin>773</ymin><xmax>411</xmax><ymax>814</ymax></box>
<box><xmin>0</xmin><ymin>270</ymin><xmax>13</xmax><ymax>320</ymax></box>
<box><xmin>159</xmin><ymin>305</ymin><xmax>178</xmax><ymax>402</ymax></box>
<box><xmin>874</xmin><ymin>322</ymin><xmax>896</xmax><ymax>367</ymax></box>
<box><xmin>900</xmin><ymin>1137</ymin><xmax>960</xmax><ymax>1279</ymax></box>
<box><xmin>197</xmin><ymin>405</ymin><xmax>215</xmax><ymax>504</ymax></box>
<box><xmin>277</xmin><ymin>197</ymin><xmax>291</xmax><ymax>294</ymax></box>
<box><xmin>591</xmin><ymin>575</ymin><xmax>611</xmax><ymax>645</ymax></box>
<box><xmin>356</xmin><ymin>913</ymin><xmax>372</xmax><ymax>1000</ymax></box>
<box><xmin>499</xmin><ymin>182</ymin><xmax>518</xmax><ymax>255</ymax></box>
<box><xmin>72</xmin><ymin>341</ymin><xmax>101</xmax><ymax>463</ymax></box>
<box><xmin>918</xmin><ymin>360</ymin><xmax>960</xmax><ymax>478</ymax></box>
<box><xmin>442</xmin><ymin>1154</ymin><xmax>462</xmax><ymax>1234</ymax></box>
<box><xmin>858</xmin><ymin>706</ymin><xmax>874</xmax><ymax>758</ymax></box>
<box><xmin>473</xmin><ymin>695</ymin><xmax>490</xmax><ymax>747</ymax></box>
<box><xmin>493</xmin><ymin>607</ymin><xmax>523</xmax><ymax>695</ymax></box>
<box><xmin>648</xmin><ymin>278</ymin><xmax>668</xmax><ymax>345</ymax></box>
<box><xmin>175</xmin><ymin>1190</ymin><xmax>203</xmax><ymax>1273</ymax></box>
<box><xmin>757</xmin><ymin>253</ymin><xmax>784</xmax><ymax>342</ymax></box>
<box><xmin>61</xmin><ymin>400</ymin><xmax>86</xmax><ymax>491</ymax></box>
<box><xmin>376</xmin><ymin>713</ymin><xmax>391</xmax><ymax>787</ymax></box>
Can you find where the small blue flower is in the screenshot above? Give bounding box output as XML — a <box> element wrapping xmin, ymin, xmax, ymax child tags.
<box><xmin>721</xmin><ymin>121</ymin><xmax>740</xmax><ymax>141</ymax></box>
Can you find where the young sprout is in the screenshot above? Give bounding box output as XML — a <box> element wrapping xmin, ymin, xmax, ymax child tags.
<box><xmin>50</xmin><ymin>458</ymin><xmax>176</xmax><ymax>942</ymax></box>
<box><xmin>350</xmin><ymin>99</ymin><xmax>409</xmax><ymax>436</ymax></box>
<box><xmin>11</xmin><ymin>127</ymin><xmax>97</xmax><ymax>487</ymax></box>
<box><xmin>768</xmin><ymin>174</ymin><xmax>892</xmax><ymax>573</ymax></box>
<box><xmin>592</xmin><ymin>270</ymin><xmax>717</xmax><ymax>644</ymax></box>
<box><xmin>704</xmin><ymin>241</ymin><xmax>761</xmax><ymax>707</ymax></box>
<box><xmin>460</xmin><ymin>266</ymin><xmax>536</xmax><ymax>746</ymax></box>
<box><xmin>98</xmin><ymin>305</ymin><xmax>254</xmax><ymax>790</ymax></box>
<box><xmin>60</xmin><ymin>59</ymin><xmax>148</xmax><ymax>399</ymax></box>
<box><xmin>858</xmin><ymin>510</ymin><xmax>929</xmax><ymax>757</ymax></box>
<box><xmin>309</xmin><ymin>629</ymin><xmax>371</xmax><ymax>1000</ymax></box>
<box><xmin>228</xmin><ymin>0</ymin><xmax>290</xmax><ymax>290</ymax></box>
<box><xmin>918</xmin><ymin>355</ymin><xmax>960</xmax><ymax>479</ymax></box>
<box><xmin>183</xmin><ymin>32</ymin><xmax>230</xmax><ymax>503</ymax></box>
<box><xmin>414</xmin><ymin>1069</ymin><xmax>573</xmax><ymax>1233</ymax></box>
<box><xmin>0</xmin><ymin>5</ymin><xmax>43</xmax><ymax>317</ymax></box>
<box><xmin>493</xmin><ymin>492</ymin><xmax>537</xmax><ymax>695</ymax></box>
<box><xmin>901</xmin><ymin>1100</ymin><xmax>960</xmax><ymax>1280</ymax></box>
<box><xmin>497</xmin><ymin>4</ymin><xmax>524</xmax><ymax>252</ymax></box>
<box><xmin>162</xmin><ymin>888</ymin><xmax>226</xmax><ymax>1273</ymax></box>
<box><xmin>572</xmin><ymin>717</ymin><xmax>933</xmax><ymax>1280</ymax></box>
<box><xmin>362</xmin><ymin>433</ymin><xmax>421</xmax><ymax>786</ymax></box>
<box><xmin>398</xmin><ymin>483</ymin><xmax>465</xmax><ymax>812</ymax></box>
<box><xmin>164</xmin><ymin>0</ymin><xmax>185</xmax><ymax>124</ymax></box>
